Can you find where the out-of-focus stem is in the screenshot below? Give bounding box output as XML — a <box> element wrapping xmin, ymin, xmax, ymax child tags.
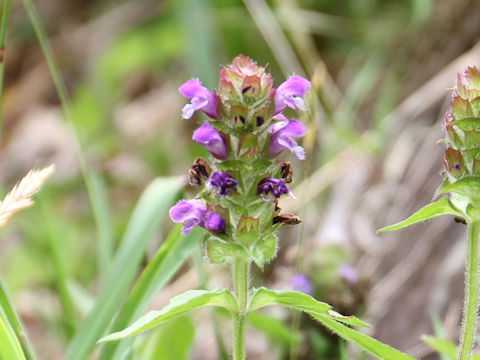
<box><xmin>458</xmin><ymin>220</ymin><xmax>480</xmax><ymax>360</ymax></box>
<box><xmin>0</xmin><ymin>0</ymin><xmax>12</xmax><ymax>143</ymax></box>
<box><xmin>232</xmin><ymin>257</ymin><xmax>249</xmax><ymax>360</ymax></box>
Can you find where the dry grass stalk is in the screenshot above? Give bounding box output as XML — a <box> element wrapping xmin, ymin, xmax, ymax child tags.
<box><xmin>0</xmin><ymin>165</ymin><xmax>55</xmax><ymax>227</ymax></box>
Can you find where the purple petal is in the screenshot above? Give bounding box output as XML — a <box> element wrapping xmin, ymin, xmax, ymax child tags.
<box><xmin>179</xmin><ymin>79</ymin><xmax>218</xmax><ymax>119</ymax></box>
<box><xmin>274</xmin><ymin>76</ymin><xmax>311</xmax><ymax>114</ymax></box>
<box><xmin>268</xmin><ymin>120</ymin><xmax>307</xmax><ymax>159</ymax></box>
<box><xmin>206</xmin><ymin>212</ymin><xmax>226</xmax><ymax>234</ymax></box>
<box><xmin>169</xmin><ymin>199</ymin><xmax>207</xmax><ymax>234</ymax></box>
<box><xmin>193</xmin><ymin>124</ymin><xmax>228</xmax><ymax>159</ymax></box>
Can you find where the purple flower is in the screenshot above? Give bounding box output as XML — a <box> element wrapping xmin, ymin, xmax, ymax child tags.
<box><xmin>206</xmin><ymin>172</ymin><xmax>238</xmax><ymax>198</ymax></box>
<box><xmin>257</xmin><ymin>177</ymin><xmax>292</xmax><ymax>201</ymax></box>
<box><xmin>206</xmin><ymin>212</ymin><xmax>226</xmax><ymax>234</ymax></box>
<box><xmin>291</xmin><ymin>274</ymin><xmax>313</xmax><ymax>295</ymax></box>
<box><xmin>179</xmin><ymin>79</ymin><xmax>218</xmax><ymax>119</ymax></box>
<box><xmin>268</xmin><ymin>120</ymin><xmax>307</xmax><ymax>160</ymax></box>
<box><xmin>274</xmin><ymin>76</ymin><xmax>311</xmax><ymax>114</ymax></box>
<box><xmin>339</xmin><ymin>265</ymin><xmax>359</xmax><ymax>284</ymax></box>
<box><xmin>169</xmin><ymin>199</ymin><xmax>226</xmax><ymax>235</ymax></box>
<box><xmin>192</xmin><ymin>123</ymin><xmax>228</xmax><ymax>159</ymax></box>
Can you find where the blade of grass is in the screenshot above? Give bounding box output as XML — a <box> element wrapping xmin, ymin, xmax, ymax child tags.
<box><xmin>0</xmin><ymin>0</ymin><xmax>11</xmax><ymax>142</ymax></box>
<box><xmin>178</xmin><ymin>0</ymin><xmax>217</xmax><ymax>88</ymax></box>
<box><xmin>65</xmin><ymin>177</ymin><xmax>182</xmax><ymax>360</ymax></box>
<box><xmin>243</xmin><ymin>0</ymin><xmax>304</xmax><ymax>76</ymax></box>
<box><xmin>99</xmin><ymin>224</ymin><xmax>204</xmax><ymax>360</ymax></box>
<box><xmin>0</xmin><ymin>278</ymin><xmax>35</xmax><ymax>360</ymax></box>
<box><xmin>37</xmin><ymin>194</ymin><xmax>77</xmax><ymax>338</ymax></box>
<box><xmin>0</xmin><ymin>304</ymin><xmax>26</xmax><ymax>360</ymax></box>
<box><xmin>21</xmin><ymin>0</ymin><xmax>114</xmax><ymax>283</ymax></box>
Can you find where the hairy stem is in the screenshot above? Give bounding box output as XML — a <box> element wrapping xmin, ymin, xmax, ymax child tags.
<box><xmin>458</xmin><ymin>220</ymin><xmax>480</xmax><ymax>360</ymax></box>
<box><xmin>232</xmin><ymin>257</ymin><xmax>249</xmax><ymax>360</ymax></box>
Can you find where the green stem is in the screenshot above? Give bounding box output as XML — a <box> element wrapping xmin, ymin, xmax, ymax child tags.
<box><xmin>232</xmin><ymin>257</ymin><xmax>249</xmax><ymax>360</ymax></box>
<box><xmin>22</xmin><ymin>0</ymin><xmax>113</xmax><ymax>282</ymax></box>
<box><xmin>0</xmin><ymin>0</ymin><xmax>12</xmax><ymax>143</ymax></box>
<box><xmin>458</xmin><ymin>220</ymin><xmax>480</xmax><ymax>360</ymax></box>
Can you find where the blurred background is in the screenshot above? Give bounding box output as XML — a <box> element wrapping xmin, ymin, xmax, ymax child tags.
<box><xmin>0</xmin><ymin>0</ymin><xmax>480</xmax><ymax>359</ymax></box>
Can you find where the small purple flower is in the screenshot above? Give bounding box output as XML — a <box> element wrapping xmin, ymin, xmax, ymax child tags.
<box><xmin>169</xmin><ymin>199</ymin><xmax>226</xmax><ymax>235</ymax></box>
<box><xmin>339</xmin><ymin>265</ymin><xmax>359</xmax><ymax>284</ymax></box>
<box><xmin>192</xmin><ymin>123</ymin><xmax>228</xmax><ymax>159</ymax></box>
<box><xmin>274</xmin><ymin>76</ymin><xmax>311</xmax><ymax>114</ymax></box>
<box><xmin>179</xmin><ymin>79</ymin><xmax>218</xmax><ymax>119</ymax></box>
<box><xmin>291</xmin><ymin>274</ymin><xmax>314</xmax><ymax>295</ymax></box>
<box><xmin>206</xmin><ymin>172</ymin><xmax>239</xmax><ymax>198</ymax></box>
<box><xmin>257</xmin><ymin>177</ymin><xmax>292</xmax><ymax>201</ymax></box>
<box><xmin>268</xmin><ymin>120</ymin><xmax>307</xmax><ymax>160</ymax></box>
<box><xmin>206</xmin><ymin>212</ymin><xmax>226</xmax><ymax>234</ymax></box>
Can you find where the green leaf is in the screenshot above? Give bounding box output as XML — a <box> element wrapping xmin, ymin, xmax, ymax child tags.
<box><xmin>206</xmin><ymin>238</ymin><xmax>249</xmax><ymax>264</ymax></box>
<box><xmin>0</xmin><ymin>305</ymin><xmax>26</xmax><ymax>360</ymax></box>
<box><xmin>248</xmin><ymin>288</ymin><xmax>369</xmax><ymax>327</ymax></box>
<box><xmin>98</xmin><ymin>289</ymin><xmax>237</xmax><ymax>342</ymax></box>
<box><xmin>138</xmin><ymin>316</ymin><xmax>195</xmax><ymax>360</ymax></box>
<box><xmin>310</xmin><ymin>313</ymin><xmax>414</xmax><ymax>360</ymax></box>
<box><xmin>438</xmin><ymin>177</ymin><xmax>480</xmax><ymax>207</ymax></box>
<box><xmin>421</xmin><ymin>336</ymin><xmax>455</xmax><ymax>359</ymax></box>
<box><xmin>0</xmin><ymin>278</ymin><xmax>35</xmax><ymax>359</ymax></box>
<box><xmin>65</xmin><ymin>177</ymin><xmax>182</xmax><ymax>360</ymax></box>
<box><xmin>249</xmin><ymin>288</ymin><xmax>331</xmax><ymax>313</ymax></box>
<box><xmin>421</xmin><ymin>336</ymin><xmax>480</xmax><ymax>360</ymax></box>
<box><xmin>378</xmin><ymin>197</ymin><xmax>463</xmax><ymax>233</ymax></box>
<box><xmin>99</xmin><ymin>225</ymin><xmax>204</xmax><ymax>360</ymax></box>
<box><xmin>251</xmin><ymin>235</ymin><xmax>277</xmax><ymax>270</ymax></box>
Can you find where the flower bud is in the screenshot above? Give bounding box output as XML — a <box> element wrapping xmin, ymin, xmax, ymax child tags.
<box><xmin>219</xmin><ymin>54</ymin><xmax>274</xmax><ymax>101</ymax></box>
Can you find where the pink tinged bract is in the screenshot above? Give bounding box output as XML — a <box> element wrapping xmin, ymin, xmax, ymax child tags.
<box><xmin>274</xmin><ymin>76</ymin><xmax>311</xmax><ymax>114</ymax></box>
<box><xmin>193</xmin><ymin>123</ymin><xmax>228</xmax><ymax>159</ymax></box>
<box><xmin>179</xmin><ymin>79</ymin><xmax>218</xmax><ymax>119</ymax></box>
<box><xmin>268</xmin><ymin>120</ymin><xmax>307</xmax><ymax>160</ymax></box>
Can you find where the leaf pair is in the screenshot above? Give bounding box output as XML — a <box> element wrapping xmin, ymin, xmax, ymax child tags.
<box><xmin>99</xmin><ymin>287</ymin><xmax>414</xmax><ymax>360</ymax></box>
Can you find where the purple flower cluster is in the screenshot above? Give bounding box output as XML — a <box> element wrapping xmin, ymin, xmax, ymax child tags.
<box><xmin>169</xmin><ymin>199</ymin><xmax>226</xmax><ymax>235</ymax></box>
<box><xmin>171</xmin><ymin>55</ymin><xmax>310</xmax><ymax>237</ymax></box>
<box><xmin>257</xmin><ymin>177</ymin><xmax>292</xmax><ymax>201</ymax></box>
<box><xmin>206</xmin><ymin>172</ymin><xmax>239</xmax><ymax>198</ymax></box>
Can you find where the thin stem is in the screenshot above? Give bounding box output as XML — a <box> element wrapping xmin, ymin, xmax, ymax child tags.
<box><xmin>458</xmin><ymin>220</ymin><xmax>480</xmax><ymax>360</ymax></box>
<box><xmin>0</xmin><ymin>0</ymin><xmax>12</xmax><ymax>142</ymax></box>
<box><xmin>22</xmin><ymin>0</ymin><xmax>113</xmax><ymax>282</ymax></box>
<box><xmin>232</xmin><ymin>257</ymin><xmax>249</xmax><ymax>360</ymax></box>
